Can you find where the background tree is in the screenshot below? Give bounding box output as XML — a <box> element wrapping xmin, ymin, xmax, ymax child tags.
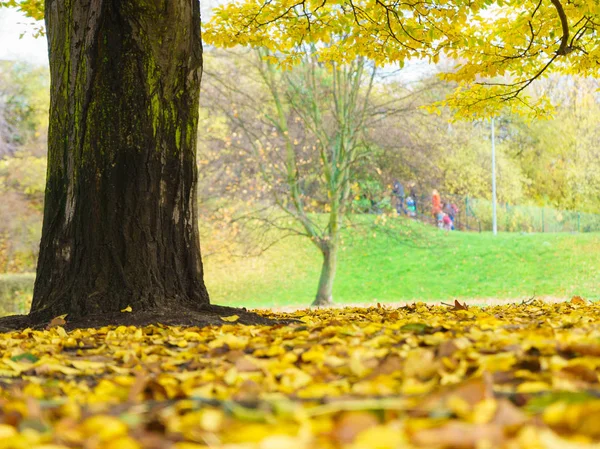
<box><xmin>0</xmin><ymin>61</ymin><xmax>48</xmax><ymax>272</ymax></box>
<box><xmin>368</xmin><ymin>77</ymin><xmax>525</xmax><ymax>205</ymax></box>
<box><xmin>201</xmin><ymin>48</ymin><xmax>379</xmax><ymax>305</ymax></box>
<box><xmin>502</xmin><ymin>77</ymin><xmax>600</xmax><ymax>213</ymax></box>
<box><xmin>0</xmin><ymin>61</ymin><xmax>48</xmax><ymax>157</ymax></box>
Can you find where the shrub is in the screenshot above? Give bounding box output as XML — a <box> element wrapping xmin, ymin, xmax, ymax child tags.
<box><xmin>0</xmin><ymin>272</ymin><xmax>34</xmax><ymax>316</ymax></box>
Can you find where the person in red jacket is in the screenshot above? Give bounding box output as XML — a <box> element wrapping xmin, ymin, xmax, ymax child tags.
<box><xmin>431</xmin><ymin>189</ymin><xmax>442</xmax><ymax>225</ymax></box>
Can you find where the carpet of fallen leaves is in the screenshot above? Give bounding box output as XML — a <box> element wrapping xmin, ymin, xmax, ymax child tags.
<box><xmin>2</xmin><ymin>299</ymin><xmax>600</xmax><ymax>448</ymax></box>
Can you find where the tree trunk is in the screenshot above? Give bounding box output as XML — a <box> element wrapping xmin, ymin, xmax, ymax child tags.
<box><xmin>30</xmin><ymin>0</ymin><xmax>209</xmax><ymax>321</ymax></box>
<box><xmin>312</xmin><ymin>244</ymin><xmax>337</xmax><ymax>306</ymax></box>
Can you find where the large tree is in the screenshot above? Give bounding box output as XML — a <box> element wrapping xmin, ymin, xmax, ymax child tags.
<box><xmin>32</xmin><ymin>0</ymin><xmax>210</xmax><ymax>321</ymax></box>
<box><xmin>0</xmin><ymin>0</ymin><xmax>244</xmax><ymax>327</ymax></box>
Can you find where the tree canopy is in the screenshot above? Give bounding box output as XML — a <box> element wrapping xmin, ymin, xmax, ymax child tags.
<box><xmin>204</xmin><ymin>0</ymin><xmax>600</xmax><ymax>116</ymax></box>
<box><xmin>5</xmin><ymin>0</ymin><xmax>598</xmax><ymax>116</ymax></box>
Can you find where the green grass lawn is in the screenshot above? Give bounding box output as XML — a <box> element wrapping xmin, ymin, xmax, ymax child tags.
<box><xmin>1</xmin><ymin>217</ymin><xmax>598</xmax><ymax>313</ymax></box>
<box><xmin>204</xmin><ymin>217</ymin><xmax>600</xmax><ymax>308</ymax></box>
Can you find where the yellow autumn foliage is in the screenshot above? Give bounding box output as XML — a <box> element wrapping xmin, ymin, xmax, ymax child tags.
<box><xmin>204</xmin><ymin>0</ymin><xmax>600</xmax><ymax>117</ymax></box>
<box><xmin>0</xmin><ymin>300</ymin><xmax>599</xmax><ymax>447</ymax></box>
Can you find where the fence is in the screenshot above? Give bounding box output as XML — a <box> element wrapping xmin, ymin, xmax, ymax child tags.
<box><xmin>405</xmin><ymin>194</ymin><xmax>600</xmax><ymax>233</ymax></box>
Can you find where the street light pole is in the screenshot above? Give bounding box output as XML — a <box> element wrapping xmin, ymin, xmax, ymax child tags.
<box><xmin>491</xmin><ymin>117</ymin><xmax>498</xmax><ymax>235</ymax></box>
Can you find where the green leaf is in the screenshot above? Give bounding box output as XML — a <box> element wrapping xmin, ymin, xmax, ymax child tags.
<box><xmin>11</xmin><ymin>352</ymin><xmax>39</xmax><ymax>363</ymax></box>
<box><xmin>400</xmin><ymin>323</ymin><xmax>432</xmax><ymax>334</ymax></box>
<box><xmin>525</xmin><ymin>392</ymin><xmax>598</xmax><ymax>414</ymax></box>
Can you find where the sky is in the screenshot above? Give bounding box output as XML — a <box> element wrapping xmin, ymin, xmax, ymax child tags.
<box><xmin>0</xmin><ymin>8</ymin><xmax>48</xmax><ymax>66</ymax></box>
<box><xmin>0</xmin><ymin>2</ymin><xmax>218</xmax><ymax>67</ymax></box>
<box><xmin>0</xmin><ymin>0</ymin><xmax>222</xmax><ymax>67</ymax></box>
<box><xmin>0</xmin><ymin>4</ymin><xmax>432</xmax><ymax>82</ymax></box>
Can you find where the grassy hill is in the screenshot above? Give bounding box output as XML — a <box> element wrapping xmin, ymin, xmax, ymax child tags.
<box><xmin>203</xmin><ymin>217</ymin><xmax>600</xmax><ymax>307</ymax></box>
<box><xmin>1</xmin><ymin>217</ymin><xmax>599</xmax><ymax>314</ymax></box>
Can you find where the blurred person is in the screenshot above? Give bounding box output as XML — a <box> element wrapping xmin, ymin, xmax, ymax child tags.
<box><xmin>443</xmin><ymin>202</ymin><xmax>457</xmax><ymax>230</ymax></box>
<box><xmin>442</xmin><ymin>213</ymin><xmax>452</xmax><ymax>231</ymax></box>
<box><xmin>450</xmin><ymin>203</ymin><xmax>459</xmax><ymax>230</ymax></box>
<box><xmin>392</xmin><ymin>179</ymin><xmax>406</xmax><ymax>215</ymax></box>
<box><xmin>432</xmin><ymin>189</ymin><xmax>442</xmax><ymax>220</ymax></box>
<box><xmin>409</xmin><ymin>181</ymin><xmax>418</xmax><ymax>212</ymax></box>
<box><xmin>406</xmin><ymin>196</ymin><xmax>417</xmax><ymax>217</ymax></box>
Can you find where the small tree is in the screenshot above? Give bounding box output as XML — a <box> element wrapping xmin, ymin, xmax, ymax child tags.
<box><xmin>202</xmin><ymin>49</ymin><xmax>376</xmax><ymax>305</ymax></box>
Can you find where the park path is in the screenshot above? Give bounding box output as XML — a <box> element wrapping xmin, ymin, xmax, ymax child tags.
<box><xmin>265</xmin><ymin>296</ymin><xmax>567</xmax><ymax>312</ymax></box>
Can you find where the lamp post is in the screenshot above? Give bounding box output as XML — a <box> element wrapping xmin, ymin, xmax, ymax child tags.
<box><xmin>491</xmin><ymin>117</ymin><xmax>498</xmax><ymax>235</ymax></box>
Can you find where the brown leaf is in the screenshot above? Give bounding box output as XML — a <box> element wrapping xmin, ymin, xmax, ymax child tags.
<box><xmin>414</xmin><ymin>376</ymin><xmax>494</xmax><ymax>416</ymax></box>
<box><xmin>564</xmin><ymin>342</ymin><xmax>600</xmax><ymax>357</ymax></box>
<box><xmin>411</xmin><ymin>422</ymin><xmax>504</xmax><ymax>449</ymax></box>
<box><xmin>234</xmin><ymin>356</ymin><xmax>261</xmax><ymax>372</ymax></box>
<box><xmin>143</xmin><ymin>380</ymin><xmax>169</xmax><ymax>401</ymax></box>
<box><xmin>128</xmin><ymin>372</ymin><xmax>150</xmax><ymax>403</ymax></box>
<box><xmin>454</xmin><ymin>300</ymin><xmax>468</xmax><ymax>311</ymax></box>
<box><xmin>369</xmin><ymin>354</ymin><xmax>403</xmax><ymax>378</ymax></box>
<box><xmin>25</xmin><ymin>397</ymin><xmax>42</xmax><ymax>421</ymax></box>
<box><xmin>233</xmin><ymin>380</ymin><xmax>262</xmax><ymax>401</ymax></box>
<box><xmin>491</xmin><ymin>371</ymin><xmax>517</xmax><ymax>384</ymax></box>
<box><xmin>332</xmin><ymin>411</ymin><xmax>379</xmax><ymax>444</ymax></box>
<box><xmin>46</xmin><ymin>314</ymin><xmax>67</xmax><ymax>329</ymax></box>
<box><xmin>128</xmin><ymin>372</ymin><xmax>169</xmax><ymax>402</ymax></box>
<box><xmin>492</xmin><ymin>399</ymin><xmax>528</xmax><ymax>429</ymax></box>
<box><xmin>560</xmin><ymin>364</ymin><xmax>598</xmax><ymax>383</ymax></box>
<box><xmin>2</xmin><ymin>410</ymin><xmax>22</xmax><ymax>427</ymax></box>
<box><xmin>454</xmin><ymin>375</ymin><xmax>495</xmax><ymax>405</ymax></box>
<box><xmin>133</xmin><ymin>431</ymin><xmax>169</xmax><ymax>449</ymax></box>
<box><xmin>570</xmin><ymin>296</ymin><xmax>587</xmax><ymax>305</ymax></box>
<box><xmin>437</xmin><ymin>339</ymin><xmax>459</xmax><ymax>358</ymax></box>
<box><xmin>223</xmin><ymin>350</ymin><xmax>246</xmax><ymax>363</ymax></box>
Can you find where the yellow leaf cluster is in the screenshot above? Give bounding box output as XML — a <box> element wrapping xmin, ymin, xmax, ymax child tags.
<box><xmin>0</xmin><ymin>0</ymin><xmax>44</xmax><ymax>21</ymax></box>
<box><xmin>205</xmin><ymin>0</ymin><xmax>600</xmax><ymax>117</ymax></box>
<box><xmin>1</xmin><ymin>301</ymin><xmax>600</xmax><ymax>447</ymax></box>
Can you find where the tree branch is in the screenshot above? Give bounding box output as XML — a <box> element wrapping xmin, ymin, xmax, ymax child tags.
<box><xmin>550</xmin><ymin>0</ymin><xmax>572</xmax><ymax>56</ymax></box>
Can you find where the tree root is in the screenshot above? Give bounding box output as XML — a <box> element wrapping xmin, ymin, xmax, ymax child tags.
<box><xmin>0</xmin><ymin>303</ymin><xmax>281</xmax><ymax>332</ymax></box>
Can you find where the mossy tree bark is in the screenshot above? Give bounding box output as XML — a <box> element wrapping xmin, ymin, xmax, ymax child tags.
<box><xmin>30</xmin><ymin>0</ymin><xmax>210</xmax><ymax>321</ymax></box>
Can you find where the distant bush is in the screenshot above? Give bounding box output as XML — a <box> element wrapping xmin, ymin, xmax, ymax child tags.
<box><xmin>467</xmin><ymin>198</ymin><xmax>600</xmax><ymax>233</ymax></box>
<box><xmin>0</xmin><ymin>272</ymin><xmax>34</xmax><ymax>316</ymax></box>
<box><xmin>0</xmin><ymin>154</ymin><xmax>45</xmax><ymax>272</ymax></box>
